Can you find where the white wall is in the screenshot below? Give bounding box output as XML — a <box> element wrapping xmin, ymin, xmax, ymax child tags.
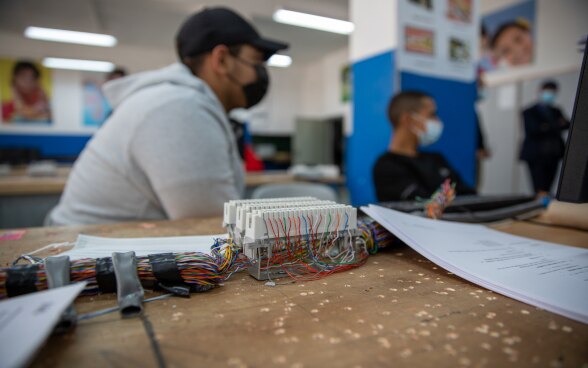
<box><xmin>300</xmin><ymin>47</ymin><xmax>350</xmax><ymax>116</ymax></box>
<box><xmin>244</xmin><ymin>45</ymin><xmax>351</xmax><ymax>135</ymax></box>
<box><xmin>350</xmin><ymin>0</ymin><xmax>398</xmax><ymax>63</ymax></box>
<box><xmin>1</xmin><ymin>27</ymin><xmax>352</xmax><ymax>137</ymax></box>
<box><xmin>535</xmin><ymin>0</ymin><xmax>587</xmax><ymax>72</ymax></box>
<box><xmin>245</xmin><ymin>63</ymin><xmax>306</xmax><ymax>135</ymax></box>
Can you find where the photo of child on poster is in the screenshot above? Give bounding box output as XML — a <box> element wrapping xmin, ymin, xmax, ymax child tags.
<box><xmin>480</xmin><ymin>0</ymin><xmax>536</xmax><ymax>71</ymax></box>
<box><xmin>1</xmin><ymin>59</ymin><xmax>52</xmax><ymax>124</ymax></box>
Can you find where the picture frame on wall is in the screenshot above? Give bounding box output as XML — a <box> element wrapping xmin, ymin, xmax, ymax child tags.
<box><xmin>0</xmin><ymin>58</ymin><xmax>52</xmax><ymax>125</ymax></box>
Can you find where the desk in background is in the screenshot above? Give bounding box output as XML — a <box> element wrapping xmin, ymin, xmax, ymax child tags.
<box><xmin>245</xmin><ymin>171</ymin><xmax>345</xmax><ymax>187</ymax></box>
<box><xmin>1</xmin><ymin>218</ymin><xmax>586</xmax><ymax>367</ymax></box>
<box><xmin>0</xmin><ymin>168</ymin><xmax>346</xmax><ymax>228</ymax></box>
<box><xmin>0</xmin><ymin>168</ymin><xmax>345</xmax><ymax>196</ymax></box>
<box><xmin>0</xmin><ymin>166</ymin><xmax>71</xmax><ymax>229</ymax></box>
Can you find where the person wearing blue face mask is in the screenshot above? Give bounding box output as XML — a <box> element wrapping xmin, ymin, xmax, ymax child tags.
<box><xmin>373</xmin><ymin>91</ymin><xmax>476</xmax><ymax>201</ymax></box>
<box><xmin>520</xmin><ymin>80</ymin><xmax>570</xmax><ymax>197</ymax></box>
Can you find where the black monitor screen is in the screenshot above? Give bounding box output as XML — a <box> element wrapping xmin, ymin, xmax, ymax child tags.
<box><xmin>556</xmin><ymin>38</ymin><xmax>588</xmax><ymax>203</ymax></box>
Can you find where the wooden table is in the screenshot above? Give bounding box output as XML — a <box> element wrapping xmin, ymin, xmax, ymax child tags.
<box><xmin>0</xmin><ymin>167</ymin><xmax>72</xmax><ymax>228</ymax></box>
<box><xmin>0</xmin><ymin>168</ymin><xmax>345</xmax><ymax>197</ymax></box>
<box><xmin>0</xmin><ymin>167</ymin><xmax>345</xmax><ymax>228</ymax></box>
<box><xmin>1</xmin><ymin>218</ymin><xmax>587</xmax><ymax>368</ymax></box>
<box><xmin>0</xmin><ymin>166</ymin><xmax>71</xmax><ymax>196</ymax></box>
<box><xmin>245</xmin><ymin>171</ymin><xmax>346</xmax><ymax>187</ymax></box>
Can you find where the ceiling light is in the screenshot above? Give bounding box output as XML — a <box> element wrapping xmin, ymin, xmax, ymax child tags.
<box><xmin>25</xmin><ymin>27</ymin><xmax>117</xmax><ymax>47</ymax></box>
<box><xmin>273</xmin><ymin>9</ymin><xmax>354</xmax><ymax>35</ymax></box>
<box><xmin>42</xmin><ymin>57</ymin><xmax>115</xmax><ymax>72</ymax></box>
<box><xmin>268</xmin><ymin>54</ymin><xmax>292</xmax><ymax>68</ymax></box>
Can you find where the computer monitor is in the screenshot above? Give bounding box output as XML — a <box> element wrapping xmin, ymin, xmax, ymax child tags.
<box><xmin>556</xmin><ymin>37</ymin><xmax>588</xmax><ymax>203</ymax></box>
<box><xmin>293</xmin><ymin>117</ymin><xmax>344</xmax><ymax>170</ymax></box>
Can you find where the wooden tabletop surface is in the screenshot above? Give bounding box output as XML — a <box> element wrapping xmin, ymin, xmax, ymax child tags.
<box><xmin>0</xmin><ymin>168</ymin><xmax>345</xmax><ymax>196</ymax></box>
<box><xmin>0</xmin><ymin>166</ymin><xmax>71</xmax><ymax>196</ymax></box>
<box><xmin>245</xmin><ymin>171</ymin><xmax>346</xmax><ymax>186</ymax></box>
<box><xmin>1</xmin><ymin>218</ymin><xmax>587</xmax><ymax>368</ymax></box>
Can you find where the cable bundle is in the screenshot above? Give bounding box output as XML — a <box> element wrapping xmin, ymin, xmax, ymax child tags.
<box><xmin>255</xmin><ymin>212</ymin><xmax>368</xmax><ymax>282</ymax></box>
<box><xmin>358</xmin><ymin>217</ymin><xmax>398</xmax><ymax>254</ymax></box>
<box><xmin>1</xmin><ymin>197</ymin><xmax>416</xmax><ymax>298</ymax></box>
<box><xmin>423</xmin><ymin>178</ymin><xmax>456</xmax><ymax>219</ymax></box>
<box><xmin>236</xmin><ymin>203</ymin><xmax>371</xmax><ymax>282</ymax></box>
<box><xmin>0</xmin><ymin>239</ymin><xmax>248</xmax><ymax>299</ymax></box>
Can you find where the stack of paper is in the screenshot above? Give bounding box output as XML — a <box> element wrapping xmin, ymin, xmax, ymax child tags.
<box><xmin>362</xmin><ymin>205</ymin><xmax>588</xmax><ymax>324</ymax></box>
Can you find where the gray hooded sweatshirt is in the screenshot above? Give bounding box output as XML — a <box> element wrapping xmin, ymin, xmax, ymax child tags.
<box><xmin>48</xmin><ymin>63</ymin><xmax>244</xmax><ymax>226</ymax></box>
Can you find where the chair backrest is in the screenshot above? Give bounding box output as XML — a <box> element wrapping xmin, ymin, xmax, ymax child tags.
<box><xmin>251</xmin><ymin>183</ymin><xmax>338</xmax><ymax>202</ymax></box>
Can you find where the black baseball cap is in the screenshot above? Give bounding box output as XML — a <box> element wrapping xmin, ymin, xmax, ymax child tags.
<box><xmin>176</xmin><ymin>7</ymin><xmax>289</xmax><ymax>61</ymax></box>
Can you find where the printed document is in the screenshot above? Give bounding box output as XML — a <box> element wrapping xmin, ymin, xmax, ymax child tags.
<box><xmin>0</xmin><ymin>282</ymin><xmax>87</xmax><ymax>368</ymax></box>
<box><xmin>362</xmin><ymin>205</ymin><xmax>588</xmax><ymax>324</ymax></box>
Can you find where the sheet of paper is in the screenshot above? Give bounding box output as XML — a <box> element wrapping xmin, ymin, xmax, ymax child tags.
<box><xmin>60</xmin><ymin>234</ymin><xmax>227</xmax><ymax>260</ymax></box>
<box><xmin>0</xmin><ymin>282</ymin><xmax>87</xmax><ymax>368</ymax></box>
<box><xmin>362</xmin><ymin>205</ymin><xmax>588</xmax><ymax>324</ymax></box>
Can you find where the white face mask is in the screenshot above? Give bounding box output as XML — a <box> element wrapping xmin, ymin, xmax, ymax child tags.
<box><xmin>412</xmin><ymin>115</ymin><xmax>444</xmax><ymax>146</ymax></box>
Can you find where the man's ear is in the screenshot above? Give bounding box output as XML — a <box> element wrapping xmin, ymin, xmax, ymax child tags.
<box><xmin>209</xmin><ymin>45</ymin><xmax>232</xmax><ymax>76</ymax></box>
<box><xmin>397</xmin><ymin>111</ymin><xmax>412</xmax><ymax>129</ymax></box>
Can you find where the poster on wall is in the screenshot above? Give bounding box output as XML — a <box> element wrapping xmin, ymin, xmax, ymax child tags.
<box><xmin>82</xmin><ymin>69</ymin><xmax>127</xmax><ymax>127</ymax></box>
<box><xmin>480</xmin><ymin>0</ymin><xmax>536</xmax><ymax>72</ymax></box>
<box><xmin>397</xmin><ymin>0</ymin><xmax>479</xmax><ymax>82</ymax></box>
<box><xmin>83</xmin><ymin>78</ymin><xmax>111</xmax><ymax>127</ymax></box>
<box><xmin>0</xmin><ymin>58</ymin><xmax>52</xmax><ymax>125</ymax></box>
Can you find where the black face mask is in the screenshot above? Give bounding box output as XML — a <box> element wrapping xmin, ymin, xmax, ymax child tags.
<box><xmin>230</xmin><ymin>57</ymin><xmax>269</xmax><ymax>109</ymax></box>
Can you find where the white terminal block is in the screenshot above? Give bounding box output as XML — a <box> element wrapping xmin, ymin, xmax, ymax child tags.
<box><xmin>235</xmin><ymin>200</ymin><xmax>335</xmax><ymax>236</ymax></box>
<box><xmin>244</xmin><ymin>205</ymin><xmax>357</xmax><ymax>244</ymax></box>
<box><xmin>223</xmin><ymin>197</ymin><xmax>316</xmax><ymax>227</ymax></box>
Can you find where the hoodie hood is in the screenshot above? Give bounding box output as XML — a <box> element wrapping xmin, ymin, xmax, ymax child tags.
<box><xmin>103</xmin><ymin>63</ymin><xmax>215</xmax><ymax>109</ymax></box>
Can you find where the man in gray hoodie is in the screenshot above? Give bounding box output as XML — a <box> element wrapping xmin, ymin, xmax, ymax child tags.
<box><xmin>48</xmin><ymin>7</ymin><xmax>288</xmax><ymax>225</ymax></box>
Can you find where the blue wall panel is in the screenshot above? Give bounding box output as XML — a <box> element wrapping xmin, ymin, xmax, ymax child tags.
<box><xmin>347</xmin><ymin>50</ymin><xmax>396</xmax><ymax>206</ymax></box>
<box><xmin>400</xmin><ymin>72</ymin><xmax>477</xmax><ymax>187</ymax></box>
<box><xmin>0</xmin><ymin>133</ymin><xmax>92</xmax><ymax>159</ymax></box>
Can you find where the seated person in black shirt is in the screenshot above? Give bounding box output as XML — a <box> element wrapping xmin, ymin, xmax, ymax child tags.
<box><xmin>373</xmin><ymin>91</ymin><xmax>476</xmax><ymax>201</ymax></box>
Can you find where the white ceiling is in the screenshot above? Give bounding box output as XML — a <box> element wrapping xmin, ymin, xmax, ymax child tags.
<box><xmin>0</xmin><ymin>0</ymin><xmax>350</xmax><ymax>65</ymax></box>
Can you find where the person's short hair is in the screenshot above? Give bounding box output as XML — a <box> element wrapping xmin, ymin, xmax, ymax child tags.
<box><xmin>541</xmin><ymin>80</ymin><xmax>558</xmax><ymax>91</ymax></box>
<box><xmin>387</xmin><ymin>91</ymin><xmax>432</xmax><ymax>128</ymax></box>
<box><xmin>183</xmin><ymin>44</ymin><xmax>243</xmax><ymax>76</ymax></box>
<box><xmin>490</xmin><ymin>20</ymin><xmax>530</xmax><ymax>49</ymax></box>
<box><xmin>12</xmin><ymin>61</ymin><xmax>40</xmax><ymax>79</ymax></box>
<box><xmin>108</xmin><ymin>68</ymin><xmax>127</xmax><ymax>79</ymax></box>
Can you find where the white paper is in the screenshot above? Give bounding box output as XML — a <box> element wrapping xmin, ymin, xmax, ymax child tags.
<box><xmin>60</xmin><ymin>233</ymin><xmax>227</xmax><ymax>260</ymax></box>
<box><xmin>0</xmin><ymin>282</ymin><xmax>87</xmax><ymax>368</ymax></box>
<box><xmin>362</xmin><ymin>205</ymin><xmax>588</xmax><ymax>324</ymax></box>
